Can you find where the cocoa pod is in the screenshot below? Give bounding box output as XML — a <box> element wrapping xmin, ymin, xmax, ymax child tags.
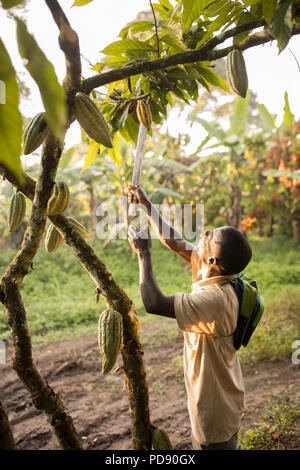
<box><xmin>151</xmin><ymin>427</ymin><xmax>173</xmax><ymax>450</ymax></box>
<box><xmin>74</xmin><ymin>92</ymin><xmax>113</xmax><ymax>148</ymax></box>
<box><xmin>47</xmin><ymin>182</ymin><xmax>70</xmax><ymax>216</ymax></box>
<box><xmin>226</xmin><ymin>49</ymin><xmax>248</xmax><ymax>98</ymax></box>
<box><xmin>98</xmin><ymin>309</ymin><xmax>123</xmax><ymax>374</ymax></box>
<box><xmin>8</xmin><ymin>191</ymin><xmax>26</xmax><ymax>232</ymax></box>
<box><xmin>23</xmin><ymin>112</ymin><xmax>48</xmax><ymax>155</ymax></box>
<box><xmin>136</xmin><ymin>100</ymin><xmax>152</xmax><ymax>130</ymax></box>
<box><xmin>45</xmin><ymin>224</ymin><xmax>64</xmax><ymax>253</ymax></box>
<box><xmin>67</xmin><ymin>217</ymin><xmax>88</xmax><ymax>238</ymax></box>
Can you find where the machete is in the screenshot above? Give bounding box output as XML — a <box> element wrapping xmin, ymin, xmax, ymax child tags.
<box><xmin>128</xmin><ymin>123</ymin><xmax>147</xmax><ymax>215</ymax></box>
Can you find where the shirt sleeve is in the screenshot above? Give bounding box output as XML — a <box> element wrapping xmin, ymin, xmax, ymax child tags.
<box><xmin>174</xmin><ymin>288</ymin><xmax>224</xmax><ymax>335</ymax></box>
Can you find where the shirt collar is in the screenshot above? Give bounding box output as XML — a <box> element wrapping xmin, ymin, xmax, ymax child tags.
<box><xmin>192</xmin><ymin>274</ymin><xmax>235</xmax><ymax>290</ymax></box>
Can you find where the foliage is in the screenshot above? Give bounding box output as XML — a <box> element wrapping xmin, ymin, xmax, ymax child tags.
<box><xmin>239</xmin><ymin>392</ymin><xmax>300</xmax><ymax>450</ymax></box>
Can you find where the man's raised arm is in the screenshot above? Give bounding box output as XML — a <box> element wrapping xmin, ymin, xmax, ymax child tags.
<box><xmin>128</xmin><ymin>186</ymin><xmax>194</xmax><ymax>264</ymax></box>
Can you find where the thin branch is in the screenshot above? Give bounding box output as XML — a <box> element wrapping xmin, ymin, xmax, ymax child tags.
<box><xmin>288</xmin><ymin>47</ymin><xmax>300</xmax><ymax>74</ymax></box>
<box><xmin>45</xmin><ymin>0</ymin><xmax>81</xmax><ymax>94</ymax></box>
<box><xmin>149</xmin><ymin>0</ymin><xmax>160</xmax><ymax>58</ymax></box>
<box><xmin>81</xmin><ymin>19</ymin><xmax>266</xmax><ymax>93</ymax></box>
<box><xmin>81</xmin><ymin>22</ymin><xmax>300</xmax><ymax>94</ymax></box>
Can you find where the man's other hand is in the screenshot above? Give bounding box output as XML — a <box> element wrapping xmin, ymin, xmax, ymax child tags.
<box><xmin>128</xmin><ymin>186</ymin><xmax>151</xmax><ymax>209</ymax></box>
<box><xmin>128</xmin><ymin>224</ymin><xmax>152</xmax><ymax>255</ymax></box>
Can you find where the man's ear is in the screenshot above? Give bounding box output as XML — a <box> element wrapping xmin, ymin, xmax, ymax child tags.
<box><xmin>208</xmin><ymin>256</ymin><xmax>217</xmax><ymax>265</ymax></box>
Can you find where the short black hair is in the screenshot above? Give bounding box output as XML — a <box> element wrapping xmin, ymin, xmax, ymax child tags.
<box><xmin>215</xmin><ymin>226</ymin><xmax>252</xmax><ymax>275</ymax></box>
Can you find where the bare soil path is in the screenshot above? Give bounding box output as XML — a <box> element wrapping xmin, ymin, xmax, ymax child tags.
<box><xmin>0</xmin><ymin>317</ymin><xmax>299</xmax><ymax>450</ymax></box>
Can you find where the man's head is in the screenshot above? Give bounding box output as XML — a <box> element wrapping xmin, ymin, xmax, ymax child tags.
<box><xmin>198</xmin><ymin>226</ymin><xmax>252</xmax><ymax>276</ymax></box>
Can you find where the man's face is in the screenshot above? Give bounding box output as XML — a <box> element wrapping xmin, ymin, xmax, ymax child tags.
<box><xmin>198</xmin><ymin>228</ymin><xmax>224</xmax><ymax>262</ymax></box>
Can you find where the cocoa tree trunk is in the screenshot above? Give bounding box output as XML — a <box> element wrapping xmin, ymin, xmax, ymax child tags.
<box><xmin>292</xmin><ymin>219</ymin><xmax>300</xmax><ymax>243</ymax></box>
<box><xmin>87</xmin><ymin>183</ymin><xmax>97</xmax><ymax>242</ymax></box>
<box><xmin>266</xmin><ymin>215</ymin><xmax>274</xmax><ymax>238</ymax></box>
<box><xmin>0</xmin><ymin>400</ymin><xmax>16</xmax><ymax>450</ymax></box>
<box><xmin>0</xmin><ymin>167</ymin><xmax>152</xmax><ymax>450</ymax></box>
<box><xmin>226</xmin><ymin>181</ymin><xmax>242</xmax><ymax>230</ymax></box>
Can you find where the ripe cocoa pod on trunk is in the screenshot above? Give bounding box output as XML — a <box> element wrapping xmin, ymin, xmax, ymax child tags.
<box><xmin>23</xmin><ymin>112</ymin><xmax>49</xmax><ymax>155</ymax></box>
<box><xmin>226</xmin><ymin>49</ymin><xmax>248</xmax><ymax>98</ymax></box>
<box><xmin>74</xmin><ymin>92</ymin><xmax>113</xmax><ymax>148</ymax></box>
<box><xmin>98</xmin><ymin>309</ymin><xmax>123</xmax><ymax>374</ymax></box>
<box><xmin>151</xmin><ymin>427</ymin><xmax>173</xmax><ymax>450</ymax></box>
<box><xmin>47</xmin><ymin>182</ymin><xmax>70</xmax><ymax>216</ymax></box>
<box><xmin>136</xmin><ymin>100</ymin><xmax>152</xmax><ymax>130</ymax></box>
<box><xmin>8</xmin><ymin>191</ymin><xmax>26</xmax><ymax>232</ymax></box>
<box><xmin>45</xmin><ymin>224</ymin><xmax>64</xmax><ymax>253</ymax></box>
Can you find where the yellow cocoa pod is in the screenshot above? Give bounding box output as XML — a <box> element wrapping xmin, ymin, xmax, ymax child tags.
<box><xmin>98</xmin><ymin>309</ymin><xmax>123</xmax><ymax>374</ymax></box>
<box><xmin>23</xmin><ymin>112</ymin><xmax>49</xmax><ymax>155</ymax></box>
<box><xmin>47</xmin><ymin>182</ymin><xmax>70</xmax><ymax>216</ymax></box>
<box><xmin>151</xmin><ymin>427</ymin><xmax>173</xmax><ymax>450</ymax></box>
<box><xmin>74</xmin><ymin>92</ymin><xmax>113</xmax><ymax>148</ymax></box>
<box><xmin>45</xmin><ymin>224</ymin><xmax>64</xmax><ymax>253</ymax></box>
<box><xmin>136</xmin><ymin>100</ymin><xmax>152</xmax><ymax>130</ymax></box>
<box><xmin>226</xmin><ymin>49</ymin><xmax>248</xmax><ymax>98</ymax></box>
<box><xmin>67</xmin><ymin>217</ymin><xmax>88</xmax><ymax>238</ymax></box>
<box><xmin>8</xmin><ymin>191</ymin><xmax>26</xmax><ymax>232</ymax></box>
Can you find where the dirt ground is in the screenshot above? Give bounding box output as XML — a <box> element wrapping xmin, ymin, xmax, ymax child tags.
<box><xmin>0</xmin><ymin>317</ymin><xmax>299</xmax><ymax>450</ymax></box>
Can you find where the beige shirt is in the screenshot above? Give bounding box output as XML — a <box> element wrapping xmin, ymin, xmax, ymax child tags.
<box><xmin>174</xmin><ymin>274</ymin><xmax>245</xmax><ymax>446</ymax></box>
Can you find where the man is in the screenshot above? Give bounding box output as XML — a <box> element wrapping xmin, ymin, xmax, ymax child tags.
<box><xmin>128</xmin><ymin>187</ymin><xmax>252</xmax><ymax>450</ymax></box>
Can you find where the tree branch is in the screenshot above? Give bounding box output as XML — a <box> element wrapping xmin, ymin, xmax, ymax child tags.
<box><xmin>0</xmin><ymin>400</ymin><xmax>16</xmax><ymax>450</ymax></box>
<box><xmin>0</xmin><ymin>166</ymin><xmax>152</xmax><ymax>450</ymax></box>
<box><xmin>44</xmin><ymin>0</ymin><xmax>81</xmax><ymax>95</ymax></box>
<box><xmin>149</xmin><ymin>0</ymin><xmax>160</xmax><ymax>58</ymax></box>
<box><xmin>81</xmin><ymin>22</ymin><xmax>300</xmax><ymax>94</ymax></box>
<box><xmin>0</xmin><ymin>129</ymin><xmax>84</xmax><ymax>449</ymax></box>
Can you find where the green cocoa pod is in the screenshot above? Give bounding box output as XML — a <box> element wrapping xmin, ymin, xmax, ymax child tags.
<box><xmin>47</xmin><ymin>182</ymin><xmax>70</xmax><ymax>216</ymax></box>
<box><xmin>67</xmin><ymin>217</ymin><xmax>88</xmax><ymax>238</ymax></box>
<box><xmin>226</xmin><ymin>49</ymin><xmax>248</xmax><ymax>98</ymax></box>
<box><xmin>151</xmin><ymin>427</ymin><xmax>173</xmax><ymax>450</ymax></box>
<box><xmin>45</xmin><ymin>224</ymin><xmax>64</xmax><ymax>253</ymax></box>
<box><xmin>8</xmin><ymin>191</ymin><xmax>26</xmax><ymax>232</ymax></box>
<box><xmin>98</xmin><ymin>309</ymin><xmax>123</xmax><ymax>374</ymax></box>
<box><xmin>23</xmin><ymin>112</ymin><xmax>49</xmax><ymax>155</ymax></box>
<box><xmin>74</xmin><ymin>92</ymin><xmax>113</xmax><ymax>148</ymax></box>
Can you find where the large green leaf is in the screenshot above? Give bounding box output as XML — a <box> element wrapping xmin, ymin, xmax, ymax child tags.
<box><xmin>159</xmin><ymin>18</ymin><xmax>183</xmax><ymax>39</ymax></box>
<box><xmin>119</xmin><ymin>21</ymin><xmax>154</xmax><ymax>38</ymax></box>
<box><xmin>0</xmin><ymin>38</ymin><xmax>23</xmax><ymax>182</ymax></box>
<box><xmin>283</xmin><ymin>91</ymin><xmax>295</xmax><ymax>129</ymax></box>
<box><xmin>72</xmin><ymin>0</ymin><xmax>94</xmax><ymax>6</ymax></box>
<box><xmin>228</xmin><ymin>92</ymin><xmax>250</xmax><ymax>136</ymax></box>
<box><xmin>182</xmin><ymin>0</ymin><xmax>203</xmax><ymax>29</ymax></box>
<box><xmin>1</xmin><ymin>0</ymin><xmax>25</xmax><ymax>7</ymax></box>
<box><xmin>81</xmin><ymin>140</ymin><xmax>102</xmax><ymax>173</ymax></box>
<box><xmin>262</xmin><ymin>0</ymin><xmax>277</xmax><ymax>24</ymax></box>
<box><xmin>107</xmin><ymin>133</ymin><xmax>122</xmax><ymax>170</ymax></box>
<box><xmin>270</xmin><ymin>0</ymin><xmax>293</xmax><ymax>53</ymax></box>
<box><xmin>16</xmin><ymin>19</ymin><xmax>66</xmax><ymax>141</ymax></box>
<box><xmin>196</xmin><ymin>64</ymin><xmax>230</xmax><ymax>92</ymax></box>
<box><xmin>189</xmin><ymin>116</ymin><xmax>226</xmax><ymax>141</ymax></box>
<box><xmin>102</xmin><ymin>39</ymin><xmax>154</xmax><ymax>56</ymax></box>
<box><xmin>257</xmin><ymin>103</ymin><xmax>276</xmax><ymax>132</ymax></box>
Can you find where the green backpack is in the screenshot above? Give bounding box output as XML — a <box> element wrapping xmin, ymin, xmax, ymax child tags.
<box><xmin>229</xmin><ymin>274</ymin><xmax>264</xmax><ymax>350</ymax></box>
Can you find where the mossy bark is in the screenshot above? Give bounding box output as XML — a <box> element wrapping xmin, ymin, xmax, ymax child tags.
<box><xmin>0</xmin><ymin>400</ymin><xmax>16</xmax><ymax>450</ymax></box>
